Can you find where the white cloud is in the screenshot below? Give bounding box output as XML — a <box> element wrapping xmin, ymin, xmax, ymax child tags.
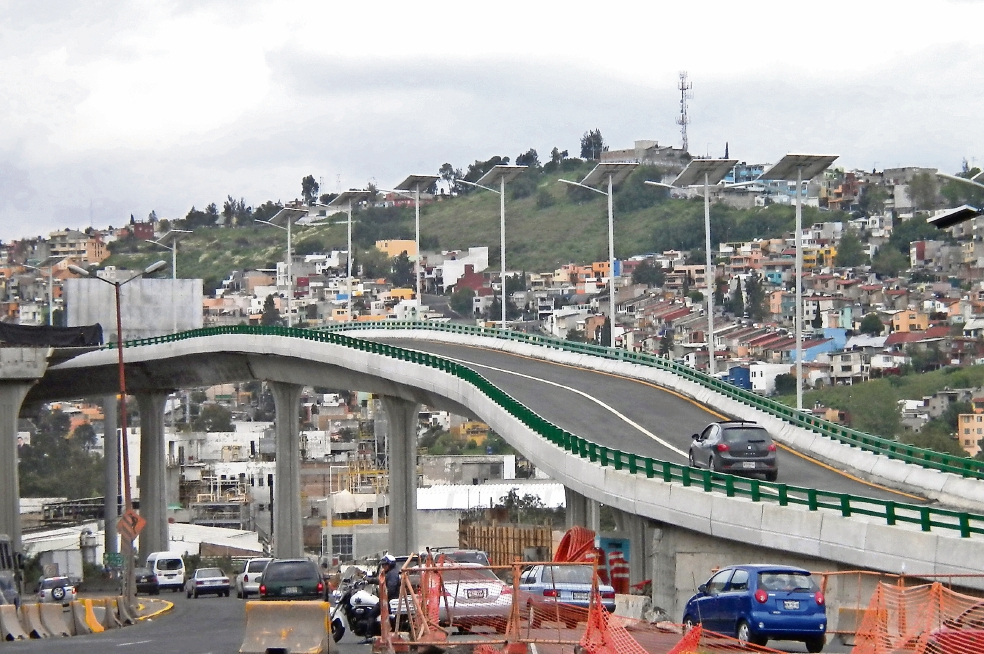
<box><xmin>1</xmin><ymin>0</ymin><xmax>984</xmax><ymax>240</ymax></box>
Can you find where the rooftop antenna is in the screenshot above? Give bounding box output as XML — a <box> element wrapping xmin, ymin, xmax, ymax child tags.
<box><xmin>676</xmin><ymin>71</ymin><xmax>693</xmax><ymax>154</ymax></box>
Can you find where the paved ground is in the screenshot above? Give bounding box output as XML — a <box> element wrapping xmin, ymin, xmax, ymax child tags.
<box><xmin>2</xmin><ymin>591</ymin><xmax>852</xmax><ymax>653</ymax></box>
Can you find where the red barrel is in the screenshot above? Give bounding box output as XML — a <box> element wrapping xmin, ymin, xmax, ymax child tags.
<box><xmin>607</xmin><ymin>550</ymin><xmax>629</xmax><ymax>594</ymax></box>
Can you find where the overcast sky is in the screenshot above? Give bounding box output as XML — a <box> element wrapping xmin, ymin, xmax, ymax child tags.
<box><xmin>2</xmin><ymin>0</ymin><xmax>983</xmax><ymax>241</ymax></box>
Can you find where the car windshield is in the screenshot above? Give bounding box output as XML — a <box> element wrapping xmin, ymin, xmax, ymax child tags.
<box><xmin>757</xmin><ymin>571</ymin><xmax>816</xmax><ymax>591</ymax></box>
<box><xmin>247</xmin><ymin>560</ymin><xmax>270</xmax><ymax>573</ymax></box>
<box><xmin>41</xmin><ymin>578</ymin><xmax>69</xmax><ymax>589</ymax></box>
<box><xmin>441</xmin><ymin>551</ymin><xmax>489</xmax><ymax>565</ymax></box>
<box><xmin>263</xmin><ymin>562</ymin><xmax>316</xmax><ymax>582</ymax></box>
<box><xmin>543</xmin><ymin>565</ymin><xmax>593</xmax><ymax>584</ymax></box>
<box><xmin>157</xmin><ymin>559</ymin><xmax>183</xmax><ymax>571</ymax></box>
<box><xmin>197</xmin><ymin>568</ymin><xmax>223</xmax><ymax>578</ymax></box>
<box><xmin>723</xmin><ymin>427</ymin><xmax>771</xmax><ymax>444</ymax></box>
<box><xmin>134</xmin><ymin>568</ymin><xmax>152</xmax><ymax>576</ymax></box>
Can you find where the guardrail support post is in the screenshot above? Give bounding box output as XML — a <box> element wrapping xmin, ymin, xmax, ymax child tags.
<box><xmin>270</xmin><ymin>382</ymin><xmax>304</xmax><ymax>558</ymax></box>
<box><xmin>136</xmin><ymin>391</ymin><xmax>170</xmax><ymax>561</ymax></box>
<box><xmin>381</xmin><ymin>396</ymin><xmax>421</xmax><ymax>556</ymax></box>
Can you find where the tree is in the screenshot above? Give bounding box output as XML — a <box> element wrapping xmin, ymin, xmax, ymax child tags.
<box><xmin>908</xmin><ymin>172</ymin><xmax>939</xmax><ymax>211</ymax></box>
<box><xmin>658</xmin><ymin>331</ymin><xmax>672</xmax><ymax>358</ymax></box>
<box><xmin>774</xmin><ymin>373</ymin><xmax>797</xmax><ymax>396</ymax></box>
<box><xmin>18</xmin><ymin>408</ymin><xmax>103</xmax><ymax>499</ymax></box>
<box><xmin>859</xmin><ymin>184</ymin><xmax>889</xmax><ymax>216</ymax></box>
<box><xmin>301</xmin><ymin>175</ymin><xmax>320</xmax><ymax>204</ymax></box>
<box><xmin>192</xmin><ymin>404</ymin><xmax>233</xmax><ymax>432</ymax></box>
<box><xmin>566</xmin><ymin>328</ymin><xmax>587</xmax><ymax>342</ymax></box>
<box><xmin>598</xmin><ymin>317</ymin><xmax>612</xmax><ymax>347</ymax></box>
<box><xmin>260</xmin><ymin>294</ymin><xmax>282</xmax><ymax>326</ymax></box>
<box><xmin>744</xmin><ymin>271</ymin><xmax>768</xmax><ymax>322</ymax></box>
<box><xmin>871</xmin><ymin>248</ymin><xmax>908</xmax><ymax>277</ymax></box>
<box><xmin>729</xmin><ymin>279</ymin><xmax>744</xmax><ymax>317</ymax></box>
<box><xmin>859</xmin><ymin>313</ymin><xmax>884</xmax><ymax>336</ymax></box>
<box><xmin>388</xmin><ymin>251</ymin><xmax>414</xmax><ymax>288</ymax></box>
<box><xmin>632</xmin><ymin>260</ymin><xmax>665</xmax><ymax>287</ymax></box>
<box><xmin>836</xmin><ymin>229</ymin><xmax>867</xmax><ymax>268</ymax></box>
<box><xmin>580</xmin><ymin>129</ymin><xmax>605</xmax><ymax>160</ymax></box>
<box><xmin>515</xmin><ymin>148</ymin><xmax>540</xmax><ymax>168</ymax></box>
<box><xmin>535</xmin><ymin>187</ymin><xmax>555</xmax><ymax>209</ymax></box>
<box><xmin>449</xmin><ymin>287</ymin><xmax>476</xmax><ymax>315</ymax></box>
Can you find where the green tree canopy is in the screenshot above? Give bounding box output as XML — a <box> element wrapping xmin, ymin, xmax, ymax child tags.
<box><xmin>19</xmin><ymin>409</ymin><xmax>103</xmax><ymax>499</ymax></box>
<box><xmin>388</xmin><ymin>251</ymin><xmax>415</xmax><ymax>288</ymax></box>
<box><xmin>859</xmin><ymin>313</ymin><xmax>885</xmax><ymax>336</ymax></box>
<box><xmin>580</xmin><ymin>129</ymin><xmax>605</xmax><ymax>160</ymax></box>
<box><xmin>192</xmin><ymin>404</ymin><xmax>233</xmax><ymax>432</ymax></box>
<box><xmin>449</xmin><ymin>287</ymin><xmax>476</xmax><ymax>315</ymax></box>
<box><xmin>632</xmin><ymin>260</ymin><xmax>666</xmax><ymax>287</ymax></box>
<box><xmin>301</xmin><ymin>175</ymin><xmax>320</xmax><ymax>204</ymax></box>
<box><xmin>260</xmin><ymin>294</ymin><xmax>282</xmax><ymax>326</ymax></box>
<box><xmin>872</xmin><ymin>248</ymin><xmax>908</xmax><ymax>277</ymax></box>
<box><xmin>836</xmin><ymin>229</ymin><xmax>867</xmax><ymax>268</ymax></box>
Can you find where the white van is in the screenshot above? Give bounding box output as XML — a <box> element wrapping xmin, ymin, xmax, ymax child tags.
<box><xmin>145</xmin><ymin>552</ymin><xmax>185</xmax><ymax>592</ymax></box>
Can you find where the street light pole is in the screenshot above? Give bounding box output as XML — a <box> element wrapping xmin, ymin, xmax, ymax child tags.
<box><xmin>67</xmin><ymin>260</ymin><xmax>167</xmax><ymax>608</ymax></box>
<box><xmin>256</xmin><ymin>208</ymin><xmax>308</xmax><ymax>327</ymax></box>
<box><xmin>458</xmin><ymin>166</ymin><xmax>526</xmax><ymax>329</ymax></box>
<box><xmin>761</xmin><ymin>154</ymin><xmax>838</xmax><ymax>410</ymax></box>
<box><xmin>393</xmin><ymin>175</ymin><xmax>440</xmax><ymax>309</ymax></box>
<box><xmin>327</xmin><ymin>191</ymin><xmax>372</xmax><ymax>322</ymax></box>
<box><xmin>559</xmin><ymin>163</ymin><xmax>637</xmax><ymax>346</ymax></box>
<box><xmin>146</xmin><ymin>229</ymin><xmax>191</xmax><ymax>333</ymax></box>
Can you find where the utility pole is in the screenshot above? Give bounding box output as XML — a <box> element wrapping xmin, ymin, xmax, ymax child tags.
<box><xmin>676</xmin><ymin>71</ymin><xmax>693</xmax><ymax>154</ymax></box>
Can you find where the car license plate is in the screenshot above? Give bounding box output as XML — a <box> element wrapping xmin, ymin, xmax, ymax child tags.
<box><xmin>572</xmin><ymin>591</ymin><xmax>590</xmax><ymax>601</ymax></box>
<box><xmin>742</xmin><ymin>462</ymin><xmax>756</xmax><ymax>469</ymax></box>
<box><xmin>783</xmin><ymin>600</ymin><xmax>800</xmax><ymax>610</ymax></box>
<box><xmin>466</xmin><ymin>589</ymin><xmax>486</xmax><ymax>599</ymax></box>
<box><xmin>285</xmin><ymin>586</ymin><xmax>300</xmax><ymax>595</ymax></box>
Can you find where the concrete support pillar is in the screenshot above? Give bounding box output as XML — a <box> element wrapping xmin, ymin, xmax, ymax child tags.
<box><xmin>103</xmin><ymin>395</ymin><xmax>119</xmax><ymax>555</ymax></box>
<box><xmin>137</xmin><ymin>392</ymin><xmax>169</xmax><ymax>561</ymax></box>
<box><xmin>0</xmin><ymin>382</ymin><xmax>33</xmax><ymax>552</ymax></box>
<box><xmin>564</xmin><ymin>488</ymin><xmax>600</xmax><ymax>532</ymax></box>
<box><xmin>380</xmin><ymin>396</ymin><xmax>419</xmax><ymax>555</ymax></box>
<box><xmin>270</xmin><ymin>382</ymin><xmax>303</xmax><ymax>558</ymax></box>
<box><xmin>620</xmin><ymin>510</ymin><xmax>649</xmax><ymax>587</ymax></box>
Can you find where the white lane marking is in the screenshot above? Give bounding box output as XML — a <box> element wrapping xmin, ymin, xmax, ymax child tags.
<box><xmin>441</xmin><ymin>354</ymin><xmax>689</xmax><ymax>459</ymax></box>
<box><xmin>116</xmin><ymin>640</ymin><xmax>152</xmax><ymax>647</ymax></box>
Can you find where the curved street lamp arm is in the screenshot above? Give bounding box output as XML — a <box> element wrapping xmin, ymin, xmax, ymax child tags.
<box><xmin>558</xmin><ymin>178</ymin><xmax>606</xmax><ymax>195</ymax></box>
<box><xmin>457</xmin><ymin>179</ymin><xmax>499</xmax><ymax>194</ymax></box>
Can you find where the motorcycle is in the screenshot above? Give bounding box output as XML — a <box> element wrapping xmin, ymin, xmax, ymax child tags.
<box><xmin>330</xmin><ymin>578</ymin><xmax>381</xmax><ymax>642</ymax></box>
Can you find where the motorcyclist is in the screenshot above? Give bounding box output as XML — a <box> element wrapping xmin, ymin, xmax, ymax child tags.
<box><xmin>361</xmin><ymin>554</ymin><xmax>400</xmax><ymax>643</ymax></box>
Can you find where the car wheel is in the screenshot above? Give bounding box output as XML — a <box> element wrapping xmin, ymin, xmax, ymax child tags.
<box><xmin>736</xmin><ymin>620</ymin><xmax>765</xmax><ymax>647</ymax></box>
<box><xmin>236</xmin><ymin>589</ymin><xmax>242</xmax><ymax>599</ymax></box>
<box><xmin>193</xmin><ymin>590</ymin><xmax>198</xmax><ymax>599</ymax></box>
<box><xmin>186</xmin><ymin>590</ymin><xmax>191</xmax><ymax>598</ymax></box>
<box><xmin>764</xmin><ymin>470</ymin><xmax>778</xmax><ymax>482</ymax></box>
<box><xmin>805</xmin><ymin>636</ymin><xmax>825</xmax><ymax>653</ymax></box>
<box><xmin>682</xmin><ymin>615</ymin><xmax>696</xmax><ymax>632</ymax></box>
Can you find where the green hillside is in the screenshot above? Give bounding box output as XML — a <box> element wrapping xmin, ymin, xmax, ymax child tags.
<box><xmin>104</xmin><ymin>162</ymin><xmax>843</xmax><ymax>288</ymax></box>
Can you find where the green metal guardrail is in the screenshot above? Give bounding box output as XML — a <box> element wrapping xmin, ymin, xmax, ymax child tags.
<box><xmin>318</xmin><ymin>320</ymin><xmax>984</xmax><ymax>482</ymax></box>
<box><xmin>106</xmin><ymin>324</ymin><xmax>984</xmax><ymax>538</ymax></box>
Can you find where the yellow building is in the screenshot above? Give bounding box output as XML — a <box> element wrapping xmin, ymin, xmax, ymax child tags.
<box><xmin>389</xmin><ymin>288</ymin><xmax>415</xmax><ymax>301</ymax></box>
<box><xmin>957</xmin><ymin>413</ymin><xmax>983</xmax><ymax>457</ymax></box>
<box><xmin>451</xmin><ymin>421</ymin><xmax>491</xmax><ymax>444</ymax></box>
<box><xmin>891</xmin><ymin>310</ymin><xmax>929</xmax><ymax>333</ymax></box>
<box><xmin>375</xmin><ymin>240</ymin><xmax>417</xmax><ymax>258</ymax></box>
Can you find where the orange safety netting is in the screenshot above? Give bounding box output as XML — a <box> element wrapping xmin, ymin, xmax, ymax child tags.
<box><xmin>851</xmin><ymin>581</ymin><xmax>984</xmax><ymax>654</ymax></box>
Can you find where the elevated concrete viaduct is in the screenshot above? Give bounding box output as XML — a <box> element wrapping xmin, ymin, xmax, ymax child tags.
<box><xmin>1</xmin><ymin>329</ymin><xmax>982</xmax><ymax>619</ymax></box>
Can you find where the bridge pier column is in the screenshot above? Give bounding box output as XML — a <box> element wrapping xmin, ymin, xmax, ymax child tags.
<box><xmin>0</xmin><ymin>348</ymin><xmax>48</xmax><ymax>552</ymax></box>
<box><xmin>103</xmin><ymin>394</ymin><xmax>118</xmax><ymax>555</ymax></box>
<box><xmin>137</xmin><ymin>392</ymin><xmax>169</xmax><ymax>561</ymax></box>
<box><xmin>0</xmin><ymin>382</ymin><xmax>33</xmax><ymax>552</ymax></box>
<box><xmin>564</xmin><ymin>488</ymin><xmax>600</xmax><ymax>533</ymax></box>
<box><xmin>381</xmin><ymin>396</ymin><xmax>419</xmax><ymax>555</ymax></box>
<box><xmin>271</xmin><ymin>382</ymin><xmax>303</xmax><ymax>558</ymax></box>
<box><xmin>615</xmin><ymin>509</ymin><xmax>650</xmax><ymax>588</ymax></box>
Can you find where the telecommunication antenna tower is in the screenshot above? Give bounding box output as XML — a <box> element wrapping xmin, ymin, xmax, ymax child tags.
<box><xmin>676</xmin><ymin>71</ymin><xmax>693</xmax><ymax>153</ymax></box>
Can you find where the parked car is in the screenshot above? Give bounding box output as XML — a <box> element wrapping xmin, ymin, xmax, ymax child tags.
<box><xmin>519</xmin><ymin>564</ymin><xmax>616</xmax><ymax>628</ymax></box>
<box><xmin>892</xmin><ymin>600</ymin><xmax>984</xmax><ymax>654</ymax></box>
<box><xmin>235</xmin><ymin>557</ymin><xmax>272</xmax><ymax>599</ymax></box>
<box><xmin>185</xmin><ymin>567</ymin><xmax>231</xmax><ymax>598</ymax></box>
<box><xmin>259</xmin><ymin>559</ymin><xmax>324</xmax><ymax>601</ymax></box>
<box><xmin>689</xmin><ymin>421</ymin><xmax>779</xmax><ymax>481</ymax></box>
<box><xmin>429</xmin><ymin>548</ymin><xmax>491</xmax><ymax>566</ymax></box>
<box><xmin>134</xmin><ymin>567</ymin><xmax>159</xmax><ymax>595</ymax></box>
<box><xmin>390</xmin><ymin>562</ymin><xmax>511</xmax><ymax>633</ymax></box>
<box><xmin>37</xmin><ymin>576</ymin><xmax>76</xmax><ymax>605</ymax></box>
<box><xmin>682</xmin><ymin>564</ymin><xmax>826</xmax><ymax>652</ymax></box>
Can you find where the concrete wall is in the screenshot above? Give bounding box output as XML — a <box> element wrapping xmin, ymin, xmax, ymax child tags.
<box><xmin>65</xmin><ymin>277</ymin><xmax>203</xmax><ymax>340</ymax></box>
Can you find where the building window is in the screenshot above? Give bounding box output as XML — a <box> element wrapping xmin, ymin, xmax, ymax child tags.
<box><xmin>332</xmin><ymin>534</ymin><xmax>354</xmax><ymax>562</ymax></box>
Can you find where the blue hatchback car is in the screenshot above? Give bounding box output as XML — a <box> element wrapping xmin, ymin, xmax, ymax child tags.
<box><xmin>682</xmin><ymin>564</ymin><xmax>827</xmax><ymax>652</ymax></box>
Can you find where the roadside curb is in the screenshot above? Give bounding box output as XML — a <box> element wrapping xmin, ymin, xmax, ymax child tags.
<box><xmin>136</xmin><ymin>599</ymin><xmax>174</xmax><ymax>621</ymax></box>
